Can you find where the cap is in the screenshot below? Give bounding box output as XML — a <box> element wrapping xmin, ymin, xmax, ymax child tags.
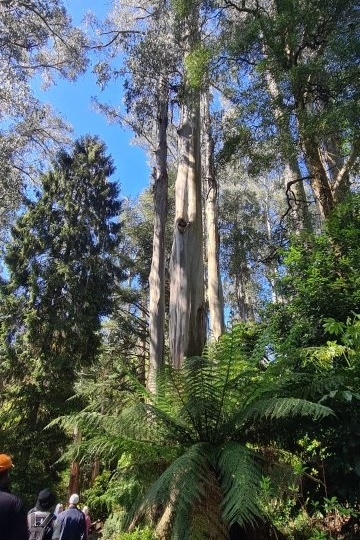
<box><xmin>37</xmin><ymin>488</ymin><xmax>56</xmax><ymax>510</ymax></box>
<box><xmin>0</xmin><ymin>454</ymin><xmax>13</xmax><ymax>472</ymax></box>
<box><xmin>69</xmin><ymin>493</ymin><xmax>79</xmax><ymax>505</ymax></box>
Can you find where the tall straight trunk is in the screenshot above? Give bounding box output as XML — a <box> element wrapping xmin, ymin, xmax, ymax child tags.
<box><xmin>68</xmin><ymin>426</ymin><xmax>81</xmax><ymax>496</ymax></box>
<box><xmin>147</xmin><ymin>77</ymin><xmax>169</xmax><ymax>393</ymax></box>
<box><xmin>169</xmin><ymin>92</ymin><xmax>205</xmax><ymax>367</ymax></box>
<box><xmin>263</xmin><ymin>68</ymin><xmax>313</xmax><ymax>232</ymax></box>
<box><xmin>202</xmin><ymin>90</ymin><xmax>225</xmax><ymax>339</ymax></box>
<box><xmin>235</xmin><ymin>271</ymin><xmax>255</xmax><ymax>321</ymax></box>
<box><xmin>264</xmin><ymin>196</ymin><xmax>280</xmax><ymax>303</ymax></box>
<box><xmin>169</xmin><ymin>4</ymin><xmax>206</xmax><ymax>368</ymax></box>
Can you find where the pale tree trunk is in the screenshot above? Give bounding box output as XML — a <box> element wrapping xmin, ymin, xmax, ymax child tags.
<box><xmin>235</xmin><ymin>271</ymin><xmax>255</xmax><ymax>321</ymax></box>
<box><xmin>147</xmin><ymin>76</ymin><xmax>169</xmax><ymax>393</ymax></box>
<box><xmin>264</xmin><ymin>195</ymin><xmax>281</xmax><ymax>303</ymax></box>
<box><xmin>169</xmin><ymin>92</ymin><xmax>206</xmax><ymax>367</ymax></box>
<box><xmin>263</xmin><ymin>68</ymin><xmax>313</xmax><ymax>232</ymax></box>
<box><xmin>202</xmin><ymin>90</ymin><xmax>225</xmax><ymax>339</ymax></box>
<box><xmin>169</xmin><ymin>5</ymin><xmax>206</xmax><ymax>368</ymax></box>
<box><xmin>319</xmin><ymin>135</ymin><xmax>357</xmax><ymax>204</ymax></box>
<box><xmin>68</xmin><ymin>425</ymin><xmax>81</xmax><ymax>496</ymax></box>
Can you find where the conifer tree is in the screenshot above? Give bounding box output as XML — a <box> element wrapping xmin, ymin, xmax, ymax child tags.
<box><xmin>0</xmin><ymin>135</ymin><xmax>124</xmax><ymax>500</ymax></box>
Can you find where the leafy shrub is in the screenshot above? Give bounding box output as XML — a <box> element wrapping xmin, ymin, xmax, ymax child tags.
<box><xmin>115</xmin><ymin>527</ymin><xmax>158</xmax><ymax>540</ymax></box>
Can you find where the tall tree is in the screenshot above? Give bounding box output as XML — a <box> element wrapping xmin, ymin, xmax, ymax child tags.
<box><xmin>148</xmin><ymin>75</ymin><xmax>170</xmax><ymax>391</ymax></box>
<box><xmin>203</xmin><ymin>90</ymin><xmax>225</xmax><ymax>339</ymax></box>
<box><xmin>92</xmin><ymin>0</ymin><xmax>179</xmax><ymax>382</ymax></box>
<box><xmin>169</xmin><ymin>0</ymin><xmax>206</xmax><ymax>367</ymax></box>
<box><xmin>0</xmin><ymin>0</ymin><xmax>88</xmax><ymax>230</ymax></box>
<box><xmin>219</xmin><ymin>0</ymin><xmax>359</xmax><ymax>221</ymax></box>
<box><xmin>0</xmin><ymin>136</ymin><xmax>124</xmax><ymax>500</ymax></box>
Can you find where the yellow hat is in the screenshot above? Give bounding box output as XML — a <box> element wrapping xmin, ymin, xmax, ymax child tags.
<box><xmin>0</xmin><ymin>454</ymin><xmax>13</xmax><ymax>472</ymax></box>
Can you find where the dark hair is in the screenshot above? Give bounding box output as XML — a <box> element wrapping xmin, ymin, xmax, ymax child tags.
<box><xmin>0</xmin><ymin>469</ymin><xmax>10</xmax><ymax>488</ymax></box>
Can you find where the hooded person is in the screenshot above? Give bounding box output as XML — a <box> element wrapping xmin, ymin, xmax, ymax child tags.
<box><xmin>0</xmin><ymin>453</ymin><xmax>28</xmax><ymax>540</ymax></box>
<box><xmin>52</xmin><ymin>493</ymin><xmax>87</xmax><ymax>540</ymax></box>
<box><xmin>28</xmin><ymin>487</ymin><xmax>57</xmax><ymax>539</ymax></box>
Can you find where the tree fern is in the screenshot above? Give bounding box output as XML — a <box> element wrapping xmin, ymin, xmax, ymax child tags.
<box><xmin>54</xmin><ymin>323</ymin><xmax>336</xmax><ymax>537</ymax></box>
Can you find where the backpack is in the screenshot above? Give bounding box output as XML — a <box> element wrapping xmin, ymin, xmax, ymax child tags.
<box><xmin>28</xmin><ymin>510</ymin><xmax>55</xmax><ymax>540</ymax></box>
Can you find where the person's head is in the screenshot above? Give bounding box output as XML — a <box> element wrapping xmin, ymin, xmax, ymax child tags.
<box><xmin>69</xmin><ymin>493</ymin><xmax>79</xmax><ymax>506</ymax></box>
<box><xmin>54</xmin><ymin>503</ymin><xmax>64</xmax><ymax>516</ymax></box>
<box><xmin>0</xmin><ymin>454</ymin><xmax>13</xmax><ymax>489</ymax></box>
<box><xmin>36</xmin><ymin>488</ymin><xmax>56</xmax><ymax>511</ymax></box>
<box><xmin>82</xmin><ymin>505</ymin><xmax>89</xmax><ymax>515</ymax></box>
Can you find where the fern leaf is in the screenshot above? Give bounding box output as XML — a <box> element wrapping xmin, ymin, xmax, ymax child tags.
<box><xmin>217</xmin><ymin>442</ymin><xmax>263</xmax><ymax>528</ymax></box>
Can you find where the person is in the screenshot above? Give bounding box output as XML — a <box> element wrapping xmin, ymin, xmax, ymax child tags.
<box><xmin>82</xmin><ymin>506</ymin><xmax>92</xmax><ymax>537</ymax></box>
<box><xmin>28</xmin><ymin>487</ymin><xmax>57</xmax><ymax>538</ymax></box>
<box><xmin>54</xmin><ymin>502</ymin><xmax>64</xmax><ymax>516</ymax></box>
<box><xmin>52</xmin><ymin>493</ymin><xmax>87</xmax><ymax>540</ymax></box>
<box><xmin>0</xmin><ymin>453</ymin><xmax>28</xmax><ymax>540</ymax></box>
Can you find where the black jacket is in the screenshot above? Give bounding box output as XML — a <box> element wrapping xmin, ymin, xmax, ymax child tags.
<box><xmin>0</xmin><ymin>487</ymin><xmax>29</xmax><ymax>540</ymax></box>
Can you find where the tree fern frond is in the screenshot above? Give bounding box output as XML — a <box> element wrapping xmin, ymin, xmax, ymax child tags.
<box><xmin>217</xmin><ymin>442</ymin><xmax>263</xmax><ymax>528</ymax></box>
<box><xmin>127</xmin><ymin>443</ymin><xmax>213</xmax><ymax>536</ymax></box>
<box><xmin>47</xmin><ymin>411</ymin><xmax>106</xmax><ymax>432</ymax></box>
<box><xmin>239</xmin><ymin>397</ymin><xmax>333</xmax><ymax>425</ymax></box>
<box><xmin>118</xmin><ymin>402</ymin><xmax>194</xmax><ymax>445</ymax></box>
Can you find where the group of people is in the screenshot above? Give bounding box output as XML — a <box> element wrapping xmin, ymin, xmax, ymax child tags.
<box><xmin>0</xmin><ymin>453</ymin><xmax>92</xmax><ymax>540</ymax></box>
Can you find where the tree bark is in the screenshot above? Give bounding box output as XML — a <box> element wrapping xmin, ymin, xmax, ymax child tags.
<box><xmin>68</xmin><ymin>425</ymin><xmax>81</xmax><ymax>496</ymax></box>
<box><xmin>170</xmin><ymin>98</ymin><xmax>205</xmax><ymax>368</ymax></box>
<box><xmin>147</xmin><ymin>76</ymin><xmax>169</xmax><ymax>393</ymax></box>
<box><xmin>263</xmin><ymin>67</ymin><xmax>313</xmax><ymax>232</ymax></box>
<box><xmin>169</xmin><ymin>4</ymin><xmax>206</xmax><ymax>368</ymax></box>
<box><xmin>301</xmin><ymin>132</ymin><xmax>335</xmax><ymax>220</ymax></box>
<box><xmin>202</xmin><ymin>90</ymin><xmax>225</xmax><ymax>339</ymax></box>
<box><xmin>169</xmin><ymin>96</ymin><xmax>206</xmax><ymax>367</ymax></box>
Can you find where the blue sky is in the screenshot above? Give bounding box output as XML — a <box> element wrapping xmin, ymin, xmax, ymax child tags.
<box><xmin>36</xmin><ymin>0</ymin><xmax>150</xmax><ymax>200</ymax></box>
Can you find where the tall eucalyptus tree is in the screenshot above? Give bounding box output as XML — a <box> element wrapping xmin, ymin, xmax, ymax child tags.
<box><xmin>203</xmin><ymin>90</ymin><xmax>225</xmax><ymax>339</ymax></box>
<box><xmin>93</xmin><ymin>0</ymin><xmax>211</xmax><ymax>370</ymax></box>
<box><xmin>93</xmin><ymin>0</ymin><xmax>180</xmax><ymax>382</ymax></box>
<box><xmin>168</xmin><ymin>0</ymin><xmax>206</xmax><ymax>367</ymax></box>
<box><xmin>148</xmin><ymin>75</ymin><xmax>169</xmax><ymax>391</ymax></box>
<box><xmin>0</xmin><ymin>0</ymin><xmax>88</xmax><ymax>233</ymax></box>
<box><xmin>219</xmin><ymin>0</ymin><xmax>359</xmax><ymax>221</ymax></box>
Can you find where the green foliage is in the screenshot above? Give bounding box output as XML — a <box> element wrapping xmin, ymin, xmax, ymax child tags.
<box><xmin>58</xmin><ymin>324</ymin><xmax>334</xmax><ymax>538</ymax></box>
<box><xmin>184</xmin><ymin>45</ymin><xmax>212</xmax><ymax>90</ymax></box>
<box><xmin>115</xmin><ymin>526</ymin><xmax>157</xmax><ymax>540</ymax></box>
<box><xmin>300</xmin><ymin>316</ymin><xmax>360</xmax><ymax>505</ymax></box>
<box><xmin>170</xmin><ymin>0</ymin><xmax>195</xmax><ymax>19</ymax></box>
<box><xmin>0</xmin><ymin>136</ymin><xmax>124</xmax><ymax>502</ymax></box>
<box><xmin>266</xmin><ymin>194</ymin><xmax>360</xmax><ymax>351</ymax></box>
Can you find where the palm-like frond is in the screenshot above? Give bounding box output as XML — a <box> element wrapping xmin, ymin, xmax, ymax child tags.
<box><xmin>217</xmin><ymin>442</ymin><xmax>263</xmax><ymax>528</ymax></box>
<box><xmin>236</xmin><ymin>397</ymin><xmax>333</xmax><ymax>427</ymax></box>
<box><xmin>126</xmin><ymin>443</ymin><xmax>213</xmax><ymax>539</ymax></box>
